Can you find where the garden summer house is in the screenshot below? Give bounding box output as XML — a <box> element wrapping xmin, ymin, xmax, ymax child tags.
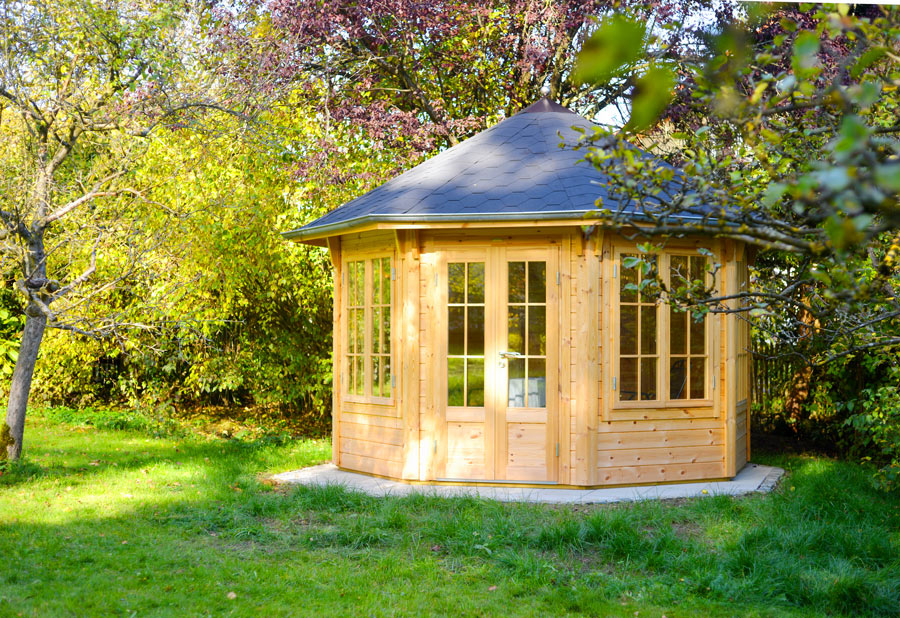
<box><xmin>285</xmin><ymin>97</ymin><xmax>752</xmax><ymax>487</ymax></box>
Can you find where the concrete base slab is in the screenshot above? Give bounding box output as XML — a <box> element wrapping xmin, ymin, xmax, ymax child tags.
<box><xmin>272</xmin><ymin>462</ymin><xmax>784</xmax><ymax>504</ymax></box>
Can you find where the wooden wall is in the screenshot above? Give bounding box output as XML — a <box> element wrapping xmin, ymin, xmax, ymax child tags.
<box><xmin>330</xmin><ymin>227</ymin><xmax>748</xmax><ymax>487</ymax></box>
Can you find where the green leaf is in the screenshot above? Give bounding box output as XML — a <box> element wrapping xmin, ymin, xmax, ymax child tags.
<box><xmin>625</xmin><ymin>65</ymin><xmax>675</xmax><ymax>132</ymax></box>
<box><xmin>874</xmin><ymin>165</ymin><xmax>900</xmax><ymax>192</ymax></box>
<box><xmin>574</xmin><ymin>16</ymin><xmax>646</xmax><ymax>84</ymax></box>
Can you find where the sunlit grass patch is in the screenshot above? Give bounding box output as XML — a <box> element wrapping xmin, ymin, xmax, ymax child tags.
<box><xmin>1</xmin><ymin>409</ymin><xmax>898</xmax><ymax>617</ymax></box>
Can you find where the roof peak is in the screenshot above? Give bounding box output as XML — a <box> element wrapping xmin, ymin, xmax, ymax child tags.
<box><xmin>518</xmin><ymin>96</ymin><xmax>574</xmax><ymax>115</ymax></box>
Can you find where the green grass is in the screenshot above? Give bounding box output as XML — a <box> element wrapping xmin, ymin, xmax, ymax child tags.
<box><xmin>1</xmin><ymin>409</ymin><xmax>899</xmax><ymax>617</ymax></box>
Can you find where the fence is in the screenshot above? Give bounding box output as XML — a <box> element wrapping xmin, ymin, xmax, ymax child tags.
<box><xmin>751</xmin><ymin>339</ymin><xmax>805</xmax><ymax>404</ymax></box>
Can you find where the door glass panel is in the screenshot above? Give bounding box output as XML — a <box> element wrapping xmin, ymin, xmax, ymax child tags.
<box><xmin>528</xmin><ymin>306</ymin><xmax>546</xmax><ymax>355</ymax></box>
<box><xmin>467</xmin><ymin>359</ymin><xmax>485</xmax><ymax>407</ymax></box>
<box><xmin>448</xmin><ymin>263</ymin><xmax>465</xmax><ymax>304</ymax></box>
<box><xmin>528</xmin><ymin>358</ymin><xmax>546</xmax><ymax>407</ymax></box>
<box><xmin>508</xmin><ymin>358</ymin><xmax>526</xmax><ymax>407</ymax></box>
<box><xmin>619</xmin><ymin>253</ymin><xmax>659</xmax><ymax>401</ymax></box>
<box><xmin>507</xmin><ymin>306</ymin><xmax>525</xmax><ymax>354</ymax></box>
<box><xmin>448</xmin><ymin>262</ymin><xmax>485</xmax><ymax>407</ymax></box>
<box><xmin>448</xmin><ymin>306</ymin><xmax>465</xmax><ymax>356</ymax></box>
<box><xmin>508</xmin><ymin>262</ymin><xmax>526</xmax><ymax>302</ymax></box>
<box><xmin>447</xmin><ymin>357</ymin><xmax>465</xmax><ymax>406</ymax></box>
<box><xmin>528</xmin><ymin>262</ymin><xmax>546</xmax><ymax>303</ymax></box>
<box><xmin>468</xmin><ymin>306</ymin><xmax>485</xmax><ymax>356</ymax></box>
<box><xmin>468</xmin><ymin>263</ymin><xmax>485</xmax><ymax>303</ymax></box>
<box><xmin>508</xmin><ymin>261</ymin><xmax>546</xmax><ymax>407</ymax></box>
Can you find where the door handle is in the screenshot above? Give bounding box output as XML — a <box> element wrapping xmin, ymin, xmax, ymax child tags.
<box><xmin>499</xmin><ymin>351</ymin><xmax>524</xmax><ymax>359</ymax></box>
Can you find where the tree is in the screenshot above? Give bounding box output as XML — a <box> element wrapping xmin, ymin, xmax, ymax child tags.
<box><xmin>217</xmin><ymin>0</ymin><xmax>739</xmax><ymax>192</ymax></box>
<box><xmin>575</xmin><ymin>4</ymin><xmax>900</xmax><ymax>484</ymax></box>
<box><xmin>0</xmin><ymin>0</ymin><xmax>243</xmax><ymax>460</ymax></box>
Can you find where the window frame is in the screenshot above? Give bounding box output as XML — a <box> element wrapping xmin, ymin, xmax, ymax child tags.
<box><xmin>610</xmin><ymin>245</ymin><xmax>716</xmax><ymax>410</ymax></box>
<box><xmin>342</xmin><ymin>253</ymin><xmax>395</xmax><ymax>405</ymax></box>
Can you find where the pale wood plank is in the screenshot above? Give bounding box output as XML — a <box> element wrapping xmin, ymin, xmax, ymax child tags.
<box><xmin>398</xmin><ymin>230</ymin><xmax>422</xmax><ymax>480</ymax></box>
<box><xmin>599</xmin><ymin>418</ymin><xmax>723</xmax><ymax>432</ymax></box>
<box><xmin>597</xmin><ymin>461</ymin><xmax>725</xmax><ymax>485</ymax></box>
<box><xmin>328</xmin><ymin>236</ymin><xmax>342</xmax><ymax>467</ymax></box>
<box><xmin>341</xmin><ymin>453</ymin><xmax>403</xmax><ymax>478</ymax></box>
<box><xmin>596</xmin><ymin>445</ymin><xmax>723</xmax><ymax>468</ymax></box>
<box><xmin>341</xmin><ymin>421</ymin><xmax>404</xmax><ymax>446</ymax></box>
<box><xmin>340</xmin><ymin>438</ymin><xmax>403</xmax><ymax>463</ymax></box>
<box><xmin>340</xmin><ymin>411</ymin><xmax>403</xmax><ymax>429</ymax></box>
<box><xmin>596</xmin><ymin>428</ymin><xmax>724</xmax><ymax>450</ymax></box>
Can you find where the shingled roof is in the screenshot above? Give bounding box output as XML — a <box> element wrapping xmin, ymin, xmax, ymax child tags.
<box><xmin>284</xmin><ymin>98</ymin><xmax>695</xmax><ymax>242</ymax></box>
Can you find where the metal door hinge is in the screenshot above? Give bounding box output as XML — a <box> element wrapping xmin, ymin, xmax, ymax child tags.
<box><xmin>391</xmin><ymin>267</ymin><xmax>396</xmax><ymax>281</ymax></box>
<box><xmin>712</xmin><ymin>375</ymin><xmax>716</xmax><ymax>390</ymax></box>
<box><xmin>613</xmin><ymin>376</ymin><xmax>617</xmax><ymax>390</ymax></box>
<box><xmin>556</xmin><ymin>271</ymin><xmax>560</xmax><ymax>285</ymax></box>
<box><xmin>555</xmin><ymin>443</ymin><xmax>560</xmax><ymax>457</ymax></box>
<box><xmin>433</xmin><ymin>439</ymin><xmax>437</xmax><ymax>454</ymax></box>
<box><xmin>613</xmin><ymin>264</ymin><xmax>617</xmax><ymax>279</ymax></box>
<box><xmin>391</xmin><ymin>374</ymin><xmax>396</xmax><ymax>388</ymax></box>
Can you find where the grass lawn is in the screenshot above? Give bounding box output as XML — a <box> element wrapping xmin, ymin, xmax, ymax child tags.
<box><xmin>1</xmin><ymin>409</ymin><xmax>898</xmax><ymax>617</ymax></box>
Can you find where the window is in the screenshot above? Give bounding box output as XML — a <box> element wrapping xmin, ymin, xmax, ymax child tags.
<box><xmin>507</xmin><ymin>261</ymin><xmax>547</xmax><ymax>408</ymax></box>
<box><xmin>448</xmin><ymin>262</ymin><xmax>485</xmax><ymax>407</ymax></box>
<box><xmin>615</xmin><ymin>250</ymin><xmax>712</xmax><ymax>405</ymax></box>
<box><xmin>345</xmin><ymin>257</ymin><xmax>392</xmax><ymax>400</ymax></box>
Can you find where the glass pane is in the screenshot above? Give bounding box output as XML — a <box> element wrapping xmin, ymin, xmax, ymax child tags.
<box><xmin>690</xmin><ymin>358</ymin><xmax>705</xmax><ymax>399</ymax></box>
<box><xmin>381</xmin><ymin>258</ymin><xmax>391</xmax><ymax>304</ymax></box>
<box><xmin>355</xmin><ymin>261</ymin><xmax>364</xmax><ymax>305</ymax></box>
<box><xmin>690</xmin><ymin>256</ymin><xmax>706</xmax><ymax>283</ymax></box>
<box><xmin>468</xmin><ymin>306</ymin><xmax>485</xmax><ymax>356</ymax></box>
<box><xmin>640</xmin><ymin>358</ymin><xmax>657</xmax><ymax>400</ymax></box>
<box><xmin>620</xmin><ymin>305</ymin><xmax>637</xmax><ymax>355</ymax></box>
<box><xmin>508</xmin><ymin>306</ymin><xmax>525</xmax><ymax>354</ymax></box>
<box><xmin>448</xmin><ymin>358</ymin><xmax>465</xmax><ymax>406</ymax></box>
<box><xmin>382</xmin><ymin>309</ymin><xmax>391</xmax><ymax>354</ymax></box>
<box><xmin>620</xmin><ymin>358</ymin><xmax>638</xmax><ymax>401</ymax></box>
<box><xmin>670</xmin><ymin>255</ymin><xmax>688</xmax><ymax>285</ymax></box>
<box><xmin>382</xmin><ymin>356</ymin><xmax>391</xmax><ymax>395</ymax></box>
<box><xmin>467</xmin><ymin>359</ymin><xmax>485</xmax><ymax>407</ymax></box>
<box><xmin>448</xmin><ymin>263</ymin><xmax>465</xmax><ymax>304</ymax></box>
<box><xmin>355</xmin><ymin>356</ymin><xmax>364</xmax><ymax>395</ymax></box>
<box><xmin>641</xmin><ymin>255</ymin><xmax>658</xmax><ymax>301</ymax></box>
<box><xmin>468</xmin><ymin>262</ymin><xmax>485</xmax><ymax>304</ymax></box>
<box><xmin>528</xmin><ymin>358</ymin><xmax>546</xmax><ymax>407</ymax></box>
<box><xmin>620</xmin><ymin>255</ymin><xmax>638</xmax><ymax>303</ymax></box>
<box><xmin>372</xmin><ymin>308</ymin><xmax>381</xmax><ymax>354</ymax></box>
<box><xmin>640</xmin><ymin>305</ymin><xmax>657</xmax><ymax>355</ymax></box>
<box><xmin>690</xmin><ymin>316</ymin><xmax>706</xmax><ymax>354</ymax></box>
<box><xmin>448</xmin><ymin>306</ymin><xmax>465</xmax><ymax>356</ymax></box>
<box><xmin>509</xmin><ymin>262</ymin><xmax>526</xmax><ymax>303</ymax></box>
<box><xmin>372</xmin><ymin>356</ymin><xmax>381</xmax><ymax>397</ymax></box>
<box><xmin>372</xmin><ymin>260</ymin><xmax>381</xmax><ymax>305</ymax></box>
<box><xmin>670</xmin><ymin>308</ymin><xmax>687</xmax><ymax>355</ymax></box>
<box><xmin>670</xmin><ymin>358</ymin><xmax>687</xmax><ymax>400</ymax></box>
<box><xmin>354</xmin><ymin>309</ymin><xmax>364</xmax><ymax>354</ymax></box>
<box><xmin>528</xmin><ymin>305</ymin><xmax>546</xmax><ymax>356</ymax></box>
<box><xmin>528</xmin><ymin>262</ymin><xmax>546</xmax><ymax>303</ymax></box>
<box><xmin>508</xmin><ymin>358</ymin><xmax>526</xmax><ymax>407</ymax></box>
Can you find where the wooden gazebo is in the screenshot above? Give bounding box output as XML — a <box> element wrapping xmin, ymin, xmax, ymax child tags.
<box><xmin>285</xmin><ymin>98</ymin><xmax>752</xmax><ymax>487</ymax></box>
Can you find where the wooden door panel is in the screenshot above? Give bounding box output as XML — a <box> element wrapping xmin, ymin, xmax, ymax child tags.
<box><xmin>445</xmin><ymin>422</ymin><xmax>487</xmax><ymax>479</ymax></box>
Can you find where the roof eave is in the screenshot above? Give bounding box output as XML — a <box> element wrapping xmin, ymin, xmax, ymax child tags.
<box><xmin>281</xmin><ymin>209</ymin><xmax>720</xmax><ymax>245</ymax></box>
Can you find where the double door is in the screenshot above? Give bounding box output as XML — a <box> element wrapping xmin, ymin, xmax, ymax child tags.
<box><xmin>436</xmin><ymin>245</ymin><xmax>559</xmax><ymax>482</ymax></box>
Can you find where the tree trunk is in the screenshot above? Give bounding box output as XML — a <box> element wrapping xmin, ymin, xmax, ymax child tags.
<box><xmin>4</xmin><ymin>306</ymin><xmax>47</xmax><ymax>461</ymax></box>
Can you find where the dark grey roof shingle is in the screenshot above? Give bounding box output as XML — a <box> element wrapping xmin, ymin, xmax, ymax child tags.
<box><xmin>284</xmin><ymin>99</ymin><xmax>701</xmax><ymax>240</ymax></box>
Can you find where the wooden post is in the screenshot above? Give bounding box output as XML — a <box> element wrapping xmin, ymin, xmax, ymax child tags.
<box><xmin>573</xmin><ymin>231</ymin><xmax>600</xmax><ymax>485</ymax></box>
<box><xmin>397</xmin><ymin>230</ymin><xmax>421</xmax><ymax>480</ymax></box>
<box><xmin>723</xmin><ymin>240</ymin><xmax>737</xmax><ymax>477</ymax></box>
<box><xmin>327</xmin><ymin>236</ymin><xmax>342</xmax><ymax>467</ymax></box>
<box><xmin>557</xmin><ymin>234</ymin><xmax>574</xmax><ymax>483</ymax></box>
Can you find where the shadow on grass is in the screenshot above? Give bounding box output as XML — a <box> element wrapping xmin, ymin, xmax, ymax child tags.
<box><xmin>2</xmin><ymin>430</ymin><xmax>899</xmax><ymax>617</ymax></box>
